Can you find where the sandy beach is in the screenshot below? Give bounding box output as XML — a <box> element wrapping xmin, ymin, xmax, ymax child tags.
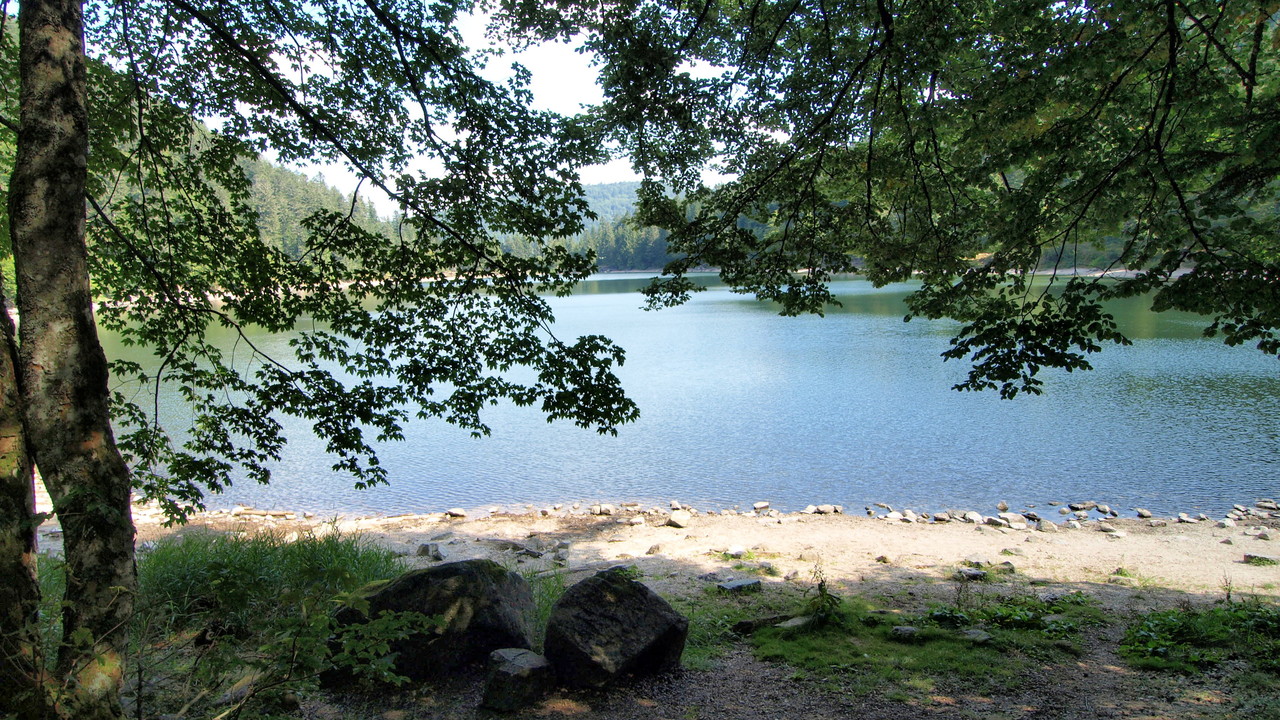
<box><xmin>34</xmin><ymin>477</ymin><xmax>1279</xmax><ymax>601</ymax></box>
<box><xmin>31</xmin><ymin>482</ymin><xmax>1280</xmax><ymax>719</ymax></box>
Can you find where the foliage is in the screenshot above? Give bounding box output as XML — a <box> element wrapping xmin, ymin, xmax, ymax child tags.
<box><xmin>498</xmin><ymin>0</ymin><xmax>1280</xmax><ymax>397</ymax></box>
<box><xmin>0</xmin><ymin>0</ymin><xmax>645</xmax><ymax>525</ymax></box>
<box><xmin>1120</xmin><ymin>600</ymin><xmax>1280</xmax><ymax>673</ymax></box>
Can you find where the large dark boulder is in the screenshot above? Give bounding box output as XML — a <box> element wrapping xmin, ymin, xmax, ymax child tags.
<box><xmin>543</xmin><ymin>566</ymin><xmax>688</xmax><ymax>687</ymax></box>
<box><xmin>325</xmin><ymin>559</ymin><xmax>534</xmax><ymax>684</ymax></box>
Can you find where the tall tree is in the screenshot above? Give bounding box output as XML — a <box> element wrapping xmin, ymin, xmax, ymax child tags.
<box><xmin>5</xmin><ymin>2</ymin><xmax>134</xmax><ymax>718</ymax></box>
<box><xmin>1</xmin><ymin>1</ymin><xmax>638</xmax><ymax>717</ymax></box>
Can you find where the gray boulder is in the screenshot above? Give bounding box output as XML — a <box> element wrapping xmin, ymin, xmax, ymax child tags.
<box><xmin>481</xmin><ymin>648</ymin><xmax>553</xmax><ymax>712</ymax></box>
<box><xmin>544</xmin><ymin>567</ymin><xmax>689</xmax><ymax>687</ymax></box>
<box><xmin>325</xmin><ymin>559</ymin><xmax>534</xmax><ymax>684</ymax></box>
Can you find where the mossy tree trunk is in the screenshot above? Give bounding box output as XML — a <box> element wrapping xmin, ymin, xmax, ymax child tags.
<box><xmin>0</xmin><ymin>284</ymin><xmax>43</xmax><ymax>720</ymax></box>
<box><xmin>5</xmin><ymin>1</ymin><xmax>136</xmax><ymax>718</ymax></box>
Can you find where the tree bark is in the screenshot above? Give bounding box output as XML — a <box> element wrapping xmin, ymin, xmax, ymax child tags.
<box><xmin>0</xmin><ymin>289</ymin><xmax>44</xmax><ymax>720</ymax></box>
<box><xmin>9</xmin><ymin>1</ymin><xmax>136</xmax><ymax>718</ymax></box>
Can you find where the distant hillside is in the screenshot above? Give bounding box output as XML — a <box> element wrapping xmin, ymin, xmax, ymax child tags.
<box><xmin>581</xmin><ymin>181</ymin><xmax>642</xmax><ymax>225</ymax></box>
<box><xmin>243</xmin><ymin>161</ymin><xmax>398</xmax><ymax>260</ymax></box>
<box><xmin>501</xmin><ymin>180</ymin><xmax>678</xmax><ymax>271</ymax></box>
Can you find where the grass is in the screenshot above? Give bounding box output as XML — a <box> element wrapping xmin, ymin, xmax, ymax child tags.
<box><xmin>522</xmin><ymin>569</ymin><xmax>567</xmax><ymax>651</ymax></box>
<box><xmin>672</xmin><ymin>575</ymin><xmax>1107</xmax><ymax>701</ymax></box>
<box><xmin>125</xmin><ymin>529</ymin><xmax>405</xmax><ymax>717</ymax></box>
<box><xmin>668</xmin><ymin>585</ymin><xmax>798</xmax><ymax>670</ymax></box>
<box><xmin>36</xmin><ymin>553</ymin><xmax>67</xmax><ymax>663</ymax></box>
<box><xmin>137</xmin><ymin>528</ymin><xmax>403</xmax><ymax>634</ymax></box>
<box><xmin>750</xmin><ymin>591</ymin><xmax>1102</xmax><ymax>698</ymax></box>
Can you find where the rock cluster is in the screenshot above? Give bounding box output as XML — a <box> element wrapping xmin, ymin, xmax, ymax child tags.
<box><xmin>323</xmin><ymin>560</ymin><xmax>688</xmax><ymax>712</ymax></box>
<box><xmin>176</xmin><ymin>497</ymin><xmax>1277</xmax><ymax>541</ymax></box>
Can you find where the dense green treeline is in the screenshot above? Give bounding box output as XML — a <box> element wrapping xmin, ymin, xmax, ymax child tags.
<box><xmin>500</xmin><ymin>181</ymin><xmax>681</xmax><ymax>271</ymax></box>
<box><xmin>241</xmin><ymin>161</ymin><xmax>399</xmax><ymax>260</ymax></box>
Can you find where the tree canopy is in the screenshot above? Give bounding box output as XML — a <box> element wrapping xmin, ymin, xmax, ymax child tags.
<box><xmin>500</xmin><ymin>0</ymin><xmax>1280</xmax><ymax>397</ymax></box>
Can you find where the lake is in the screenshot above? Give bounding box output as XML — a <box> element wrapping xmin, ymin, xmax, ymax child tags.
<box><xmin>103</xmin><ymin>274</ymin><xmax>1280</xmax><ymax>517</ymax></box>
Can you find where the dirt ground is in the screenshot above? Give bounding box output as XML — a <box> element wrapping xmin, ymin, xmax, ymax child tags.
<box><xmin>34</xmin><ymin>488</ymin><xmax>1280</xmax><ymax>719</ymax></box>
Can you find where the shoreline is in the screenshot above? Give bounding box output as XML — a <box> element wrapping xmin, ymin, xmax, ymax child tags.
<box><xmin>117</xmin><ymin>496</ymin><xmax>1279</xmax><ymax>600</ymax></box>
<box><xmin>34</xmin><ymin>477</ymin><xmax>1280</xmax><ymax>600</ymax></box>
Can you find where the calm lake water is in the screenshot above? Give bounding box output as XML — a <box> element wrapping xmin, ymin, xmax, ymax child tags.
<box><xmin>103</xmin><ymin>275</ymin><xmax>1280</xmax><ymax>517</ymax></box>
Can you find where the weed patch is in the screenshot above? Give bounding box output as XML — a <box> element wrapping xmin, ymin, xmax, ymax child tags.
<box><xmin>1120</xmin><ymin>600</ymin><xmax>1280</xmax><ymax>674</ymax></box>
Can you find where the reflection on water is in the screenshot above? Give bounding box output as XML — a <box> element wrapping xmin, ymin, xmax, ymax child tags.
<box><xmin>102</xmin><ymin>274</ymin><xmax>1279</xmax><ymax>517</ymax></box>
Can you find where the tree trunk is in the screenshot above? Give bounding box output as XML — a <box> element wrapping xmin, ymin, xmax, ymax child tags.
<box><xmin>9</xmin><ymin>1</ymin><xmax>136</xmax><ymax>719</ymax></box>
<box><xmin>0</xmin><ymin>290</ymin><xmax>44</xmax><ymax>720</ymax></box>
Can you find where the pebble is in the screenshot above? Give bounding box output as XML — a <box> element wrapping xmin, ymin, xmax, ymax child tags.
<box><xmin>1135</xmin><ymin>508</ymin><xmax>1152</xmax><ymax>518</ymax></box>
<box><xmin>416</xmin><ymin>542</ymin><xmax>447</xmax><ymax>561</ymax></box>
<box><xmin>890</xmin><ymin>626</ymin><xmax>920</xmax><ymax>641</ymax></box>
<box><xmin>775</xmin><ymin>616</ymin><xmax>813</xmax><ymax>630</ymax></box>
<box><xmin>667</xmin><ymin>510</ymin><xmax>693</xmax><ymax>528</ymax></box>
